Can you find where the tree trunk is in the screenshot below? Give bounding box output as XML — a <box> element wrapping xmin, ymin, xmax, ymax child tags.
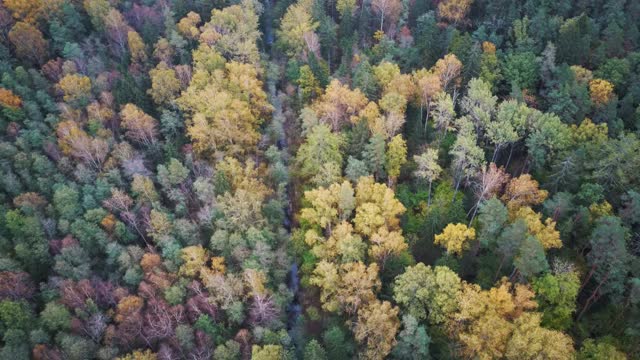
<box><xmin>577</xmin><ymin>270</ymin><xmax>609</xmax><ymax>321</ymax></box>
<box><xmin>469</xmin><ymin>203</ymin><xmax>480</xmax><ymax>227</ymax></box>
<box><xmin>505</xmin><ymin>144</ymin><xmax>514</xmax><ymax>169</ymax></box>
<box><xmin>452</xmin><ymin>176</ymin><xmax>461</xmax><ymax>203</ymax></box>
<box><xmin>491</xmin><ymin>146</ymin><xmax>499</xmax><ymax>163</ymax></box>
<box><xmin>420</xmin><ymin>103</ymin><xmax>424</xmax><ymax>133</ymax></box>
<box><xmin>509</xmin><ymin>268</ymin><xmax>519</xmax><ymax>282</ymax></box>
<box><xmin>494</xmin><ymin>255</ymin><xmax>506</xmax><ymax>281</ymax></box>
<box><xmin>428</xmin><ymin>180</ymin><xmax>432</xmax><ymax>206</ymax></box>
<box><xmin>579</xmin><ymin>265</ymin><xmax>597</xmax><ymax>294</ymax></box>
<box><xmin>424</xmin><ymin>102</ymin><xmax>431</xmax><ymax>136</ymax></box>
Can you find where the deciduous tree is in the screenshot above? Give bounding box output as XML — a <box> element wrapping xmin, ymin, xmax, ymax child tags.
<box><xmin>589</xmin><ymin>79</ymin><xmax>614</xmax><ymax>106</ymax></box>
<box><xmin>58</xmin><ymin>74</ymin><xmax>92</xmax><ymax>107</ymax></box>
<box><xmin>128</xmin><ymin>30</ymin><xmax>147</xmax><ymax>63</ymax></box>
<box><xmin>413</xmin><ymin>148</ymin><xmax>441</xmax><ymax>205</ymax></box>
<box><xmin>353</xmin><ymin>300</ymin><xmax>400</xmax><ymax>360</ymax></box>
<box><xmin>434</xmin><ymin>223</ymin><xmax>476</xmax><ymax>256</ymax></box>
<box><xmin>199</xmin><ymin>0</ymin><xmax>261</xmax><ymax>64</ymax></box>
<box><xmin>312</xmin><ymin>80</ymin><xmax>368</xmax><ymax>131</ymax></box>
<box><xmin>532</xmin><ymin>271</ymin><xmax>579</xmax><ymax>330</ymax></box>
<box><xmin>468</xmin><ymin>163</ymin><xmax>510</xmax><ymax>225</ymax></box>
<box><xmin>177</xmin><ymin>12</ymin><xmax>201</xmax><ymax>40</ymax></box>
<box><xmin>277</xmin><ymin>0</ymin><xmax>318</xmax><ymax>57</ymax></box>
<box><xmin>437</xmin><ymin>0</ymin><xmax>473</xmax><ymax>25</ymax></box>
<box><xmin>501</xmin><ymin>174</ymin><xmax>548</xmax><ymax>211</ymax></box>
<box><xmin>311</xmin><ymin>261</ymin><xmax>380</xmax><ymax>315</ymax></box>
<box><xmin>393</xmin><ymin>263</ymin><xmax>461</xmax><ymax>324</ymax></box>
<box><xmin>120</xmin><ymin>104</ymin><xmax>158</xmax><ymax>145</ymax></box>
<box><xmin>371</xmin><ymin>0</ymin><xmax>401</xmax><ymax>31</ymax></box>
<box><xmin>295</xmin><ymin>124</ymin><xmax>343</xmax><ymax>187</ymax></box>
<box><xmin>8</xmin><ymin>21</ymin><xmax>48</xmax><ymax>64</ymax></box>
<box><xmin>385</xmin><ymin>135</ymin><xmax>407</xmax><ymax>186</ymax></box>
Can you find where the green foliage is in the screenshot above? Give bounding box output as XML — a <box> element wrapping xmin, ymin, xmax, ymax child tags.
<box><xmin>322</xmin><ymin>325</ymin><xmax>354</xmax><ymax>360</ymax></box>
<box><xmin>40</xmin><ymin>302</ymin><xmax>71</xmax><ymax>332</ymax></box>
<box><xmin>391</xmin><ymin>315</ymin><xmax>431</xmax><ymax>360</ymax></box>
<box><xmin>578</xmin><ymin>338</ymin><xmax>626</xmax><ymax>360</ymax></box>
<box><xmin>304</xmin><ymin>339</ymin><xmax>327</xmax><ymax>360</ymax></box>
<box><xmin>295</xmin><ymin>124</ymin><xmax>343</xmax><ymax>187</ymax></box>
<box><xmin>503</xmin><ymin>51</ymin><xmax>539</xmax><ymax>90</ymax></box>
<box><xmin>0</xmin><ymin>300</ymin><xmax>34</xmax><ymax>333</ymax></box>
<box><xmin>587</xmin><ymin>216</ymin><xmax>631</xmax><ymax>300</ymax></box>
<box><xmin>533</xmin><ymin>272</ymin><xmax>579</xmax><ymax>330</ymax></box>
<box><xmin>0</xmin><ymin>1</ymin><xmax>637</xmax><ymax>359</ymax></box>
<box><xmin>393</xmin><ymin>263</ymin><xmax>461</xmax><ymax>324</ymax></box>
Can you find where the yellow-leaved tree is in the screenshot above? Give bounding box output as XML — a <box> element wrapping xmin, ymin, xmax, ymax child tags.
<box><xmin>434</xmin><ymin>223</ymin><xmax>476</xmax><ymax>256</ymax></box>
<box><xmin>277</xmin><ymin>0</ymin><xmax>319</xmax><ymax>57</ymax></box>
<box><xmin>301</xmin><ymin>176</ymin><xmax>407</xmax><ymax>359</ymax></box>
<box><xmin>178</xmin><ymin>44</ymin><xmax>272</xmax><ymax>158</ymax></box>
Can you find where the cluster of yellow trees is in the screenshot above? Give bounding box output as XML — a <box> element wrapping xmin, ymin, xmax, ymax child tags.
<box><xmin>300</xmin><ymin>177</ymin><xmax>407</xmax><ymax>359</ymax></box>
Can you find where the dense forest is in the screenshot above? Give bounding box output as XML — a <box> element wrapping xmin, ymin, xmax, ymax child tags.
<box><xmin>0</xmin><ymin>0</ymin><xmax>639</xmax><ymax>359</ymax></box>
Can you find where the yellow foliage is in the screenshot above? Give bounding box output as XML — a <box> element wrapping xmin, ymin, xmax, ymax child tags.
<box><xmin>148</xmin><ymin>209</ymin><xmax>172</xmax><ymax>239</ymax></box>
<box><xmin>511</xmin><ymin>207</ymin><xmax>562</xmax><ymax>250</ymax></box>
<box><xmin>311</xmin><ymin>79</ymin><xmax>369</xmax><ymax>130</ymax></box>
<box><xmin>506</xmin><ymin>313</ymin><xmax>575</xmax><ymax>360</ymax></box>
<box><xmin>385</xmin><ymin>134</ymin><xmax>407</xmax><ymax>182</ymax></box>
<box><xmin>178</xmin><ymin>55</ymin><xmax>271</xmax><ymax>156</ymax></box>
<box><xmin>413</xmin><ymin>69</ymin><xmax>442</xmax><ymax>108</ymax></box>
<box><xmin>100</xmin><ymin>214</ymin><xmax>116</xmax><ymax>233</ymax></box>
<box><xmin>127</xmin><ymin>31</ymin><xmax>147</xmax><ymax>63</ymax></box>
<box><xmin>373</xmin><ymin>61</ymin><xmax>401</xmax><ymax>87</ymax></box>
<box><xmin>251</xmin><ymin>345</ymin><xmax>284</xmax><ymax>360</ymax></box>
<box><xmin>369</xmin><ymin>226</ymin><xmax>407</xmax><ymax>265</ymax></box>
<box><xmin>4</xmin><ymin>0</ymin><xmax>45</xmax><ymax>23</ymax></box>
<box><xmin>58</xmin><ymin>74</ymin><xmax>92</xmax><ymax>104</ymax></box>
<box><xmin>179</xmin><ymin>246</ymin><xmax>208</xmax><ymax>278</ymax></box>
<box><xmin>217</xmin><ymin>157</ymin><xmax>271</xmax><ymax>200</ymax></box>
<box><xmin>453</xmin><ymin>280</ymin><xmax>541</xmax><ymax>360</ymax></box>
<box><xmin>589</xmin><ymin>201</ymin><xmax>613</xmax><ymax>220</ymax></box>
<box><xmin>355</xmin><ymin>176</ymin><xmax>406</xmax><ymax>233</ymax></box>
<box><xmin>177</xmin><ymin>11</ymin><xmax>202</xmax><ymax>39</ymax></box>
<box><xmin>277</xmin><ymin>0</ymin><xmax>318</xmax><ymax>56</ymax></box>
<box><xmin>210</xmin><ymin>257</ymin><xmax>226</xmax><ymax>275</ymax></box>
<box><xmin>300</xmin><ymin>182</ymin><xmax>349</xmax><ymax>230</ymax></box>
<box><xmin>501</xmin><ymin>174</ymin><xmax>548</xmax><ymax>210</ymax></box>
<box><xmin>570</xmin><ymin>65</ymin><xmax>593</xmax><ymax>85</ymax></box>
<box><xmin>311</xmin><ymin>260</ymin><xmax>380</xmax><ymax>315</ymax></box>
<box><xmin>373</xmin><ymin>30</ymin><xmax>385</xmax><ymax>42</ymax></box>
<box><xmin>117</xmin><ymin>349</ymin><xmax>157</xmax><ymax>360</ymax></box>
<box><xmin>482</xmin><ymin>41</ymin><xmax>496</xmax><ymax>54</ymax></box>
<box><xmin>438</xmin><ymin>0</ymin><xmax>473</xmax><ymax>24</ymax></box>
<box><xmin>589</xmin><ymin>78</ymin><xmax>614</xmax><ymax>106</ymax></box>
<box><xmin>360</xmin><ymin>101</ymin><xmax>385</xmax><ymax>136</ymax></box>
<box><xmin>354</xmin><ymin>300</ymin><xmax>400</xmax><ymax>360</ymax></box>
<box><xmin>243</xmin><ymin>268</ymin><xmax>267</xmax><ymax>296</ymax></box>
<box><xmin>131</xmin><ymin>175</ymin><xmax>159</xmax><ymax>203</ymax></box>
<box><xmin>119</xmin><ymin>103</ymin><xmax>158</xmax><ymax>144</ymax></box>
<box><xmin>434</xmin><ymin>223</ymin><xmax>476</xmax><ymax>256</ymax></box>
<box><xmin>434</xmin><ymin>53</ymin><xmax>463</xmax><ymax>90</ymax></box>
<box><xmin>336</xmin><ymin>0</ymin><xmax>358</xmax><ymax>17</ymax></box>
<box><xmin>571</xmin><ymin>118</ymin><xmax>608</xmax><ymax>144</ymax></box>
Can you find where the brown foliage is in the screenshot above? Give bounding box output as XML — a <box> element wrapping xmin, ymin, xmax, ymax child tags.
<box><xmin>8</xmin><ymin>21</ymin><xmax>48</xmax><ymax>63</ymax></box>
<box><xmin>0</xmin><ymin>271</ymin><xmax>35</xmax><ymax>300</ymax></box>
